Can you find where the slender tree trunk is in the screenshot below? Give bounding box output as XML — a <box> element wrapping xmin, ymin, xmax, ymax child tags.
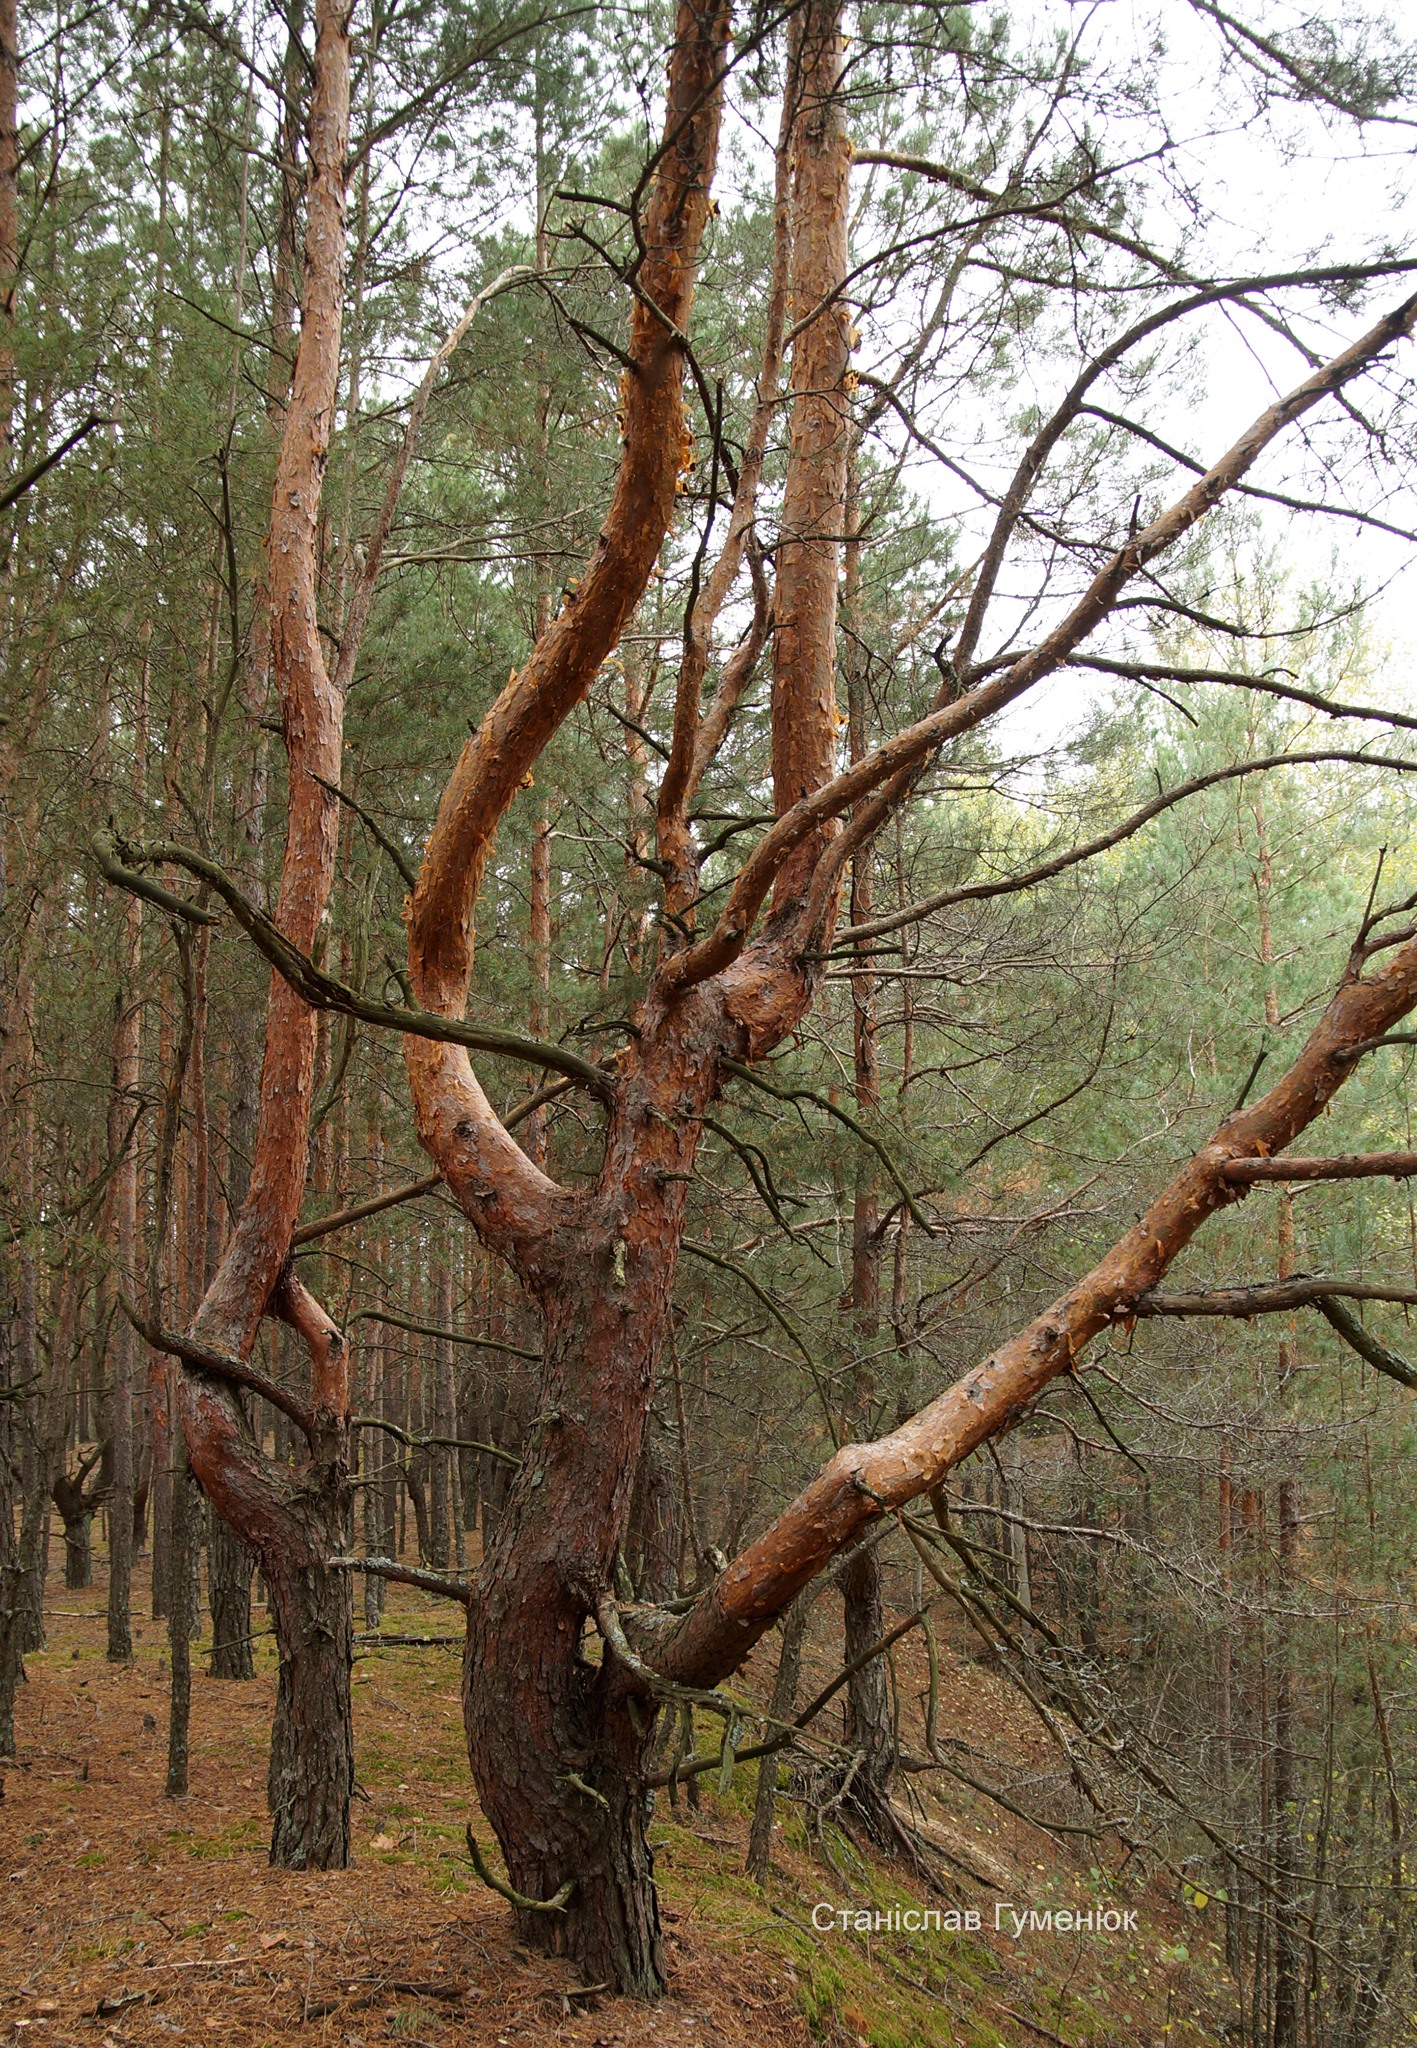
<box><xmin>0</xmin><ymin>1377</ymin><xmax>62</xmax><ymax>1755</ymax></box>
<box><xmin>172</xmin><ymin>0</ymin><xmax>355</xmax><ymax>1869</ymax></box>
<box><xmin>165</xmin><ymin>1423</ymin><xmax>197</xmax><ymax>1796</ymax></box>
<box><xmin>208</xmin><ymin>1497</ymin><xmax>255</xmax><ymax>1679</ymax></box>
<box><xmin>0</xmin><ymin>0</ymin><xmax>18</xmax><ymax>465</ymax></box>
<box><xmin>0</xmin><ymin>1479</ymin><xmax>49</xmax><ymax>1755</ymax></box>
<box><xmin>1270</xmin><ymin>1477</ymin><xmax>1301</xmax><ymax>2048</ymax></box>
<box><xmin>626</xmin><ymin>1412</ymin><xmax>678</xmax><ymax>1604</ymax></box>
<box><xmin>833</xmin><ymin>445</ymin><xmax>896</xmax><ymax>1841</ymax></box>
<box><xmin>747</xmin><ymin>1599</ymin><xmax>808</xmax><ymax>1881</ymax></box>
<box><xmin>107</xmin><ymin>951</ymin><xmax>141</xmax><ymax>1661</ymax></box>
<box><xmin>361</xmin><ymin>1134</ymin><xmax>386</xmax><ymax>1627</ymax></box>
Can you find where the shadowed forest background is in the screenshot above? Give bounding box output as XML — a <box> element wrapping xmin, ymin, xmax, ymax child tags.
<box><xmin>2</xmin><ymin>1</ymin><xmax>1416</xmax><ymax>2043</ymax></box>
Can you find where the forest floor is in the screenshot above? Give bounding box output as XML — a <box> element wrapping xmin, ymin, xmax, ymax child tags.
<box><xmin>2</xmin><ymin>1538</ymin><xmax>1243</xmax><ymax>2048</ymax></box>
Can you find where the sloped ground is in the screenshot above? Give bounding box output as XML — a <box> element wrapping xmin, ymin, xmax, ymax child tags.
<box><xmin>2</xmin><ymin>1538</ymin><xmax>1238</xmax><ymax>2047</ymax></box>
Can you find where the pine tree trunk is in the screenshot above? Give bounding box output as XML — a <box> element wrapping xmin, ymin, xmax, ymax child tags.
<box><xmin>1270</xmin><ymin>1477</ymin><xmax>1301</xmax><ymax>2048</ymax></box>
<box><xmin>464</xmin><ymin>1257</ymin><xmax>680</xmax><ymax>1995</ymax></box>
<box><xmin>208</xmin><ymin>1501</ymin><xmax>255</xmax><ymax>1679</ymax></box>
<box><xmin>61</xmin><ymin>1513</ymin><xmax>92</xmax><ymax>1589</ymax></box>
<box><xmin>747</xmin><ymin>1599</ymin><xmax>808</xmax><ymax>1881</ymax></box>
<box><xmin>839</xmin><ymin>1544</ymin><xmax>896</xmax><ymax>1839</ymax></box>
<box><xmin>0</xmin><ymin>1420</ymin><xmax>58</xmax><ymax>1755</ymax></box>
<box><xmin>165</xmin><ymin>1431</ymin><xmax>198</xmax><ymax>1796</ymax></box>
<box><xmin>264</xmin><ymin>1511</ymin><xmax>354</xmax><ymax>1868</ymax></box>
<box><xmin>106</xmin><ymin>963</ymin><xmax>139</xmax><ymax>1662</ymax></box>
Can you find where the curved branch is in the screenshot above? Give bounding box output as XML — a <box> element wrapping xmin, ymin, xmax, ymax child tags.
<box><xmin>1065</xmin><ymin>655</ymin><xmax>1417</xmax><ymax>737</ymax></box>
<box><xmin>951</xmin><ymin>262</ymin><xmax>1417</xmax><ymax>676</ymax></box>
<box><xmin>464</xmin><ymin>1827</ymin><xmax>573</xmax><ymax>1912</ymax></box>
<box><xmin>352</xmin><ymin>1413</ymin><xmax>521</xmax><ymax>1467</ymax></box>
<box><xmin>97</xmin><ymin>834</ymin><xmax>614</xmax><ymax>1101</ymax></box>
<box><xmin>1313</xmin><ymin>1297</ymin><xmax>1417</xmax><ymax>1390</ymax></box>
<box><xmin>92</xmin><ymin>830</ymin><xmax>221</xmax><ymax>925</ymax></box>
<box><xmin>403</xmin><ymin>0</ymin><xmax>733</xmax><ymax>1266</ymax></box>
<box><xmin>118</xmin><ymin>1292</ymin><xmax>315</xmax><ymax>1440</ymax></box>
<box><xmin>1134</xmin><ymin>1278</ymin><xmax>1417</xmax><ymax>1391</ymax></box>
<box><xmin>836</xmin><ymin>751</ymin><xmax>1417</xmax><ymax>948</ymax></box>
<box><xmin>722</xmin><ymin>1058</ymin><xmax>935</xmax><ymax>1234</ymax></box>
<box><xmin>345</xmin><ymin>1306</ymin><xmax>540</xmax><ymax>1361</ymax></box>
<box><xmin>852</xmin><ymin>149</ymin><xmax>1190</xmax><ymax>280</ymax></box>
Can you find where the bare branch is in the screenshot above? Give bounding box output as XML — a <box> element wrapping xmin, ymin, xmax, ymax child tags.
<box><xmin>1065</xmin><ymin>655</ymin><xmax>1417</xmax><ymax>737</ymax></box>
<box><xmin>836</xmin><ymin>751</ymin><xmax>1417</xmax><ymax>948</ymax></box>
<box><xmin>118</xmin><ymin>1292</ymin><xmax>315</xmax><ymax>1440</ymax></box>
<box><xmin>1133</xmin><ymin>1277</ymin><xmax>1417</xmax><ymax>1316</ymax></box>
<box><xmin>95</xmin><ymin>833</ymin><xmax>615</xmax><ymax>1102</ymax></box>
<box><xmin>1314</xmin><ymin>1297</ymin><xmax>1417</xmax><ymax>1390</ymax></box>
<box><xmin>292</xmin><ymin>1174</ymin><xmax>441</xmax><ymax>1246</ymax></box>
<box><xmin>656</xmin><ymin>284</ymin><xmax>1417</xmax><ymax>997</ymax></box>
<box><xmin>329</xmin><ymin>1555</ymin><xmax>472</xmax><ymax>1605</ymax></box>
<box><xmin>1222</xmin><ymin>1151</ymin><xmax>1417</xmax><ymax>1183</ymax></box>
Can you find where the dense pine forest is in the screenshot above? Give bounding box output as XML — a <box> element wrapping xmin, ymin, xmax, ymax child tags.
<box><xmin>2</xmin><ymin>2</ymin><xmax>1416</xmax><ymax>2043</ymax></box>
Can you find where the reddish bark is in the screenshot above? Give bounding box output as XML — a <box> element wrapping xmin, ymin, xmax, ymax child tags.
<box><xmin>405</xmin><ymin>0</ymin><xmax>734</xmax><ymax>1281</ymax></box>
<box><xmin>768</xmin><ymin>0</ymin><xmax>852</xmax><ymax>912</ymax></box>
<box><xmin>174</xmin><ymin>0</ymin><xmax>355</xmax><ymax>1870</ymax></box>
<box><xmin>403</xmin><ymin>9</ymin><xmax>734</xmax><ymax>1989</ymax></box>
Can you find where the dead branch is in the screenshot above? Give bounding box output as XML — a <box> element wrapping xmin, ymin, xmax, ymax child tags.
<box><xmin>118</xmin><ymin>1292</ymin><xmax>314</xmax><ymax>1439</ymax></box>
<box><xmin>1222</xmin><ymin>1151</ymin><xmax>1417</xmax><ymax>1182</ymax></box>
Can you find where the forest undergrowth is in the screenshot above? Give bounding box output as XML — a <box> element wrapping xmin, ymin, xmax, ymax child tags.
<box><xmin>3</xmin><ymin>1534</ymin><xmax>1240</xmax><ymax>2048</ymax></box>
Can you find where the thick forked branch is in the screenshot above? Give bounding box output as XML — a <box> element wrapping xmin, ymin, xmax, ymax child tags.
<box><xmin>655</xmin><ymin>917</ymin><xmax>1417</xmax><ymax>1688</ymax></box>
<box><xmin>403</xmin><ymin>0</ymin><xmax>733</xmax><ymax>1270</ymax></box>
<box><xmin>656</xmin><ymin>287</ymin><xmax>1417</xmax><ymax>998</ymax></box>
